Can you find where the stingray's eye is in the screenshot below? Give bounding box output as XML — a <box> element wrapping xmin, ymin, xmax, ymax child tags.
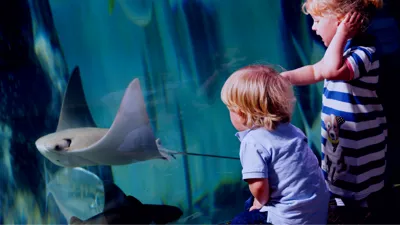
<box><xmin>64</xmin><ymin>138</ymin><xmax>72</xmax><ymax>147</ymax></box>
<box><xmin>54</xmin><ymin>139</ymin><xmax>72</xmax><ymax>151</ymax></box>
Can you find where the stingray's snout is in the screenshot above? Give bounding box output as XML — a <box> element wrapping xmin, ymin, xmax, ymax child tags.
<box><xmin>35</xmin><ymin>143</ymin><xmax>53</xmax><ymax>153</ymax></box>
<box><xmin>35</xmin><ymin>138</ymin><xmax>48</xmax><ymax>152</ymax></box>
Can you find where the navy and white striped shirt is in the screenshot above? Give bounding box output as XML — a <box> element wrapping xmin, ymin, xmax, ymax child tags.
<box><xmin>321</xmin><ymin>39</ymin><xmax>387</xmax><ymax>201</ymax></box>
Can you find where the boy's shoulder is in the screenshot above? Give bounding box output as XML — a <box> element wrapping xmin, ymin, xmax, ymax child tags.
<box><xmin>344</xmin><ymin>36</ymin><xmax>379</xmax><ymax>56</ymax></box>
<box><xmin>242</xmin><ymin>123</ymin><xmax>307</xmax><ymax>146</ymax></box>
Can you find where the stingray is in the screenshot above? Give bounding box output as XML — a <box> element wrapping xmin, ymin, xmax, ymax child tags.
<box><xmin>35</xmin><ymin>66</ymin><xmax>239</xmax><ymax>167</ymax></box>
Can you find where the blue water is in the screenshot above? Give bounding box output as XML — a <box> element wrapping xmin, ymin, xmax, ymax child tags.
<box><xmin>1</xmin><ymin>0</ymin><xmax>399</xmax><ymax>224</ymax></box>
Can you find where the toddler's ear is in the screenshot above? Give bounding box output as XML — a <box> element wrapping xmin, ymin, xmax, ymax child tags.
<box><xmin>336</xmin><ymin>15</ymin><xmax>345</xmax><ymax>25</ymax></box>
<box><xmin>237</xmin><ymin>110</ymin><xmax>247</xmax><ymax>123</ymax></box>
<box><xmin>336</xmin><ymin>18</ymin><xmax>342</xmax><ymax>26</ymax></box>
<box><xmin>237</xmin><ymin>110</ymin><xmax>245</xmax><ymax>118</ymax></box>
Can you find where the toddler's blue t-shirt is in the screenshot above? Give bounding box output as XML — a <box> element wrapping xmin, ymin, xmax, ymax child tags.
<box><xmin>236</xmin><ymin>123</ymin><xmax>329</xmax><ymax>225</ymax></box>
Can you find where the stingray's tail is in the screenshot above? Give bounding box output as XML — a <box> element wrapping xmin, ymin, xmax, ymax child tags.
<box><xmin>155</xmin><ymin>139</ymin><xmax>240</xmax><ymax>161</ymax></box>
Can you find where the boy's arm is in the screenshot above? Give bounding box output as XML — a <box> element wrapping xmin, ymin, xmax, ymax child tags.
<box><xmin>240</xmin><ymin>141</ymin><xmax>270</xmax><ymax>210</ymax></box>
<box><xmin>281</xmin><ymin>12</ymin><xmax>362</xmax><ymax>85</ymax></box>
<box><xmin>246</xmin><ymin>178</ymin><xmax>269</xmax><ymax>210</ymax></box>
<box><xmin>280</xmin><ymin>65</ymin><xmax>321</xmax><ymax>86</ymax></box>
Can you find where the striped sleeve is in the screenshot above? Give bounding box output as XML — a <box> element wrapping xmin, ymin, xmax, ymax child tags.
<box><xmin>344</xmin><ymin>46</ymin><xmax>378</xmax><ymax>80</ymax></box>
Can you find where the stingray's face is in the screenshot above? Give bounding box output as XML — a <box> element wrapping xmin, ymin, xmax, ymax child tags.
<box><xmin>35</xmin><ymin>129</ymin><xmax>98</xmax><ymax>167</ymax></box>
<box><xmin>35</xmin><ymin>131</ymin><xmax>75</xmax><ymax>167</ymax></box>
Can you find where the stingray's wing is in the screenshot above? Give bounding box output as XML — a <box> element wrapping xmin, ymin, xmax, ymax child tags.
<box><xmin>56</xmin><ymin>66</ymin><xmax>97</xmax><ymax>131</ymax></box>
<box><xmin>108</xmin><ymin>78</ymin><xmax>150</xmax><ymax>130</ymax></box>
<box><xmin>84</xmin><ymin>78</ymin><xmax>164</xmax><ymax>163</ymax></box>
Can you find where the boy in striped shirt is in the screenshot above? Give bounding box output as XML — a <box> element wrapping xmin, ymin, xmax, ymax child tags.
<box><xmin>281</xmin><ymin>0</ymin><xmax>386</xmax><ymax>209</ymax></box>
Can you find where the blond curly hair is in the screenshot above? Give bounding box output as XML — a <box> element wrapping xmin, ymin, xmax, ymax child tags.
<box><xmin>221</xmin><ymin>65</ymin><xmax>296</xmax><ymax>131</ymax></box>
<box><xmin>302</xmin><ymin>0</ymin><xmax>383</xmax><ymax>29</ymax></box>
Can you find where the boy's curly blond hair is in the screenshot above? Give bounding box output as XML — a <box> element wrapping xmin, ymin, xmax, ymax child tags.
<box><xmin>221</xmin><ymin>65</ymin><xmax>296</xmax><ymax>131</ymax></box>
<box><xmin>302</xmin><ymin>0</ymin><xmax>383</xmax><ymax>30</ymax></box>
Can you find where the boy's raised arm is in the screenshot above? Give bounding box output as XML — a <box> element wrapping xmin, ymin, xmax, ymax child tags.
<box><xmin>281</xmin><ymin>12</ymin><xmax>362</xmax><ymax>85</ymax></box>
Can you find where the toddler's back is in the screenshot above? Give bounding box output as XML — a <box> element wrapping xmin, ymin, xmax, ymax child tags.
<box><xmin>243</xmin><ymin>123</ymin><xmax>329</xmax><ymax>225</ymax></box>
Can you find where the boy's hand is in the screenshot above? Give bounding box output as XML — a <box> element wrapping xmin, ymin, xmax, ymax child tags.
<box><xmin>249</xmin><ymin>198</ymin><xmax>264</xmax><ymax>211</ymax></box>
<box><xmin>337</xmin><ymin>12</ymin><xmax>363</xmax><ymax>39</ymax></box>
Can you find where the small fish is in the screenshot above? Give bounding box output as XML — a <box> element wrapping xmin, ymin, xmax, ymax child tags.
<box><xmin>45</xmin><ymin>167</ymin><xmax>106</xmax><ymax>221</ymax></box>
<box><xmin>46</xmin><ymin>167</ymin><xmax>183</xmax><ymax>224</ymax></box>
<box><xmin>69</xmin><ymin>182</ymin><xmax>183</xmax><ymax>224</ymax></box>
